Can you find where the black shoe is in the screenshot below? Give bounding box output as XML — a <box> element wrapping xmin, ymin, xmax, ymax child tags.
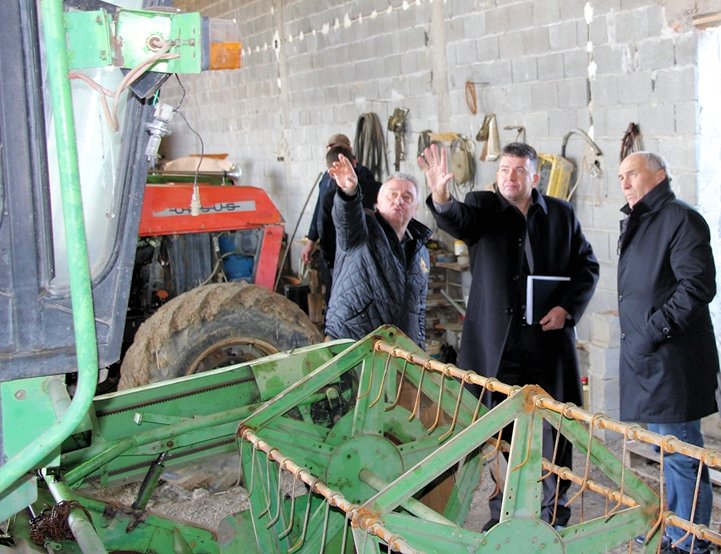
<box><xmin>482</xmin><ymin>518</ymin><xmax>499</xmax><ymax>532</ymax></box>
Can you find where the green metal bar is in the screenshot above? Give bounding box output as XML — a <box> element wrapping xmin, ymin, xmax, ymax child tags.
<box><xmin>365</xmin><ymin>391</ymin><xmax>527</xmax><ymax>517</ymax></box>
<box><xmin>359</xmin><ymin>469</ymin><xmax>456</xmax><ymax>526</ymax></box>
<box><xmin>0</xmin><ymin>0</ymin><xmax>99</xmax><ymax>496</ymax></box>
<box><xmin>42</xmin><ymin>469</ymin><xmax>108</xmax><ymax>554</ymax></box>
<box><xmin>64</xmin><ymin>401</ymin><xmax>259</xmax><ymax>485</ymax></box>
<box><xmin>500</xmin><ymin>408</ymin><xmax>543</xmax><ymax>521</ymax></box>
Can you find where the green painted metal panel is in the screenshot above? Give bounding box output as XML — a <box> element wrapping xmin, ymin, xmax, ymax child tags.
<box><xmin>65</xmin><ymin>11</ymin><xmax>111</xmax><ymax>69</ymax></box>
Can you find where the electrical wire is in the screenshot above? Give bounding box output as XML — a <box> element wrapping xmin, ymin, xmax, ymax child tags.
<box><xmin>69</xmin><ymin>40</ymin><xmax>178</xmax><ymax>131</ymax></box>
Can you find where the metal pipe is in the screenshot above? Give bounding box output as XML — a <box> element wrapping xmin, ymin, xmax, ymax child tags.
<box><xmin>0</xmin><ymin>0</ymin><xmax>99</xmax><ymax>496</ymax></box>
<box><xmin>359</xmin><ymin>469</ymin><xmax>456</xmax><ymax>526</ymax></box>
<box><xmin>42</xmin><ymin>470</ymin><xmax>108</xmax><ymax>554</ymax></box>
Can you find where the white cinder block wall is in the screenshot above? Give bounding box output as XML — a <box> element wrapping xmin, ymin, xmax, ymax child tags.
<box><xmin>160</xmin><ymin>0</ymin><xmax>721</xmax><ymax>417</ymax></box>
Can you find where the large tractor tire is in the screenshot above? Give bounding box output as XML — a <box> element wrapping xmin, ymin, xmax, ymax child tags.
<box><xmin>118</xmin><ymin>282</ymin><xmax>323</xmax><ymax>390</ymax></box>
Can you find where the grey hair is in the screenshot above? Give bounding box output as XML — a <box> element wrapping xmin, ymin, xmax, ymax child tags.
<box><xmin>383</xmin><ymin>172</ymin><xmax>420</xmax><ymax>196</ymax></box>
<box><xmin>633</xmin><ymin>151</ymin><xmax>673</xmax><ymax>181</ymax></box>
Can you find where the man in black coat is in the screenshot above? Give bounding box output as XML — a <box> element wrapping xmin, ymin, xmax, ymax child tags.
<box><xmin>617</xmin><ymin>151</ymin><xmax>718</xmax><ymax>554</ymax></box>
<box><xmin>420</xmin><ymin>142</ymin><xmax>599</xmax><ymax>529</ymax></box>
<box><xmin>324</xmin><ymin>154</ymin><xmax>431</xmax><ymax>348</ymax></box>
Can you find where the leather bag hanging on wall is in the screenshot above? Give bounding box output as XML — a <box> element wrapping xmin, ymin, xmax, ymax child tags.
<box><xmin>476</xmin><ymin>114</ymin><xmax>500</xmax><ymax>162</ymax></box>
<box><xmin>450</xmin><ymin>136</ymin><xmax>475</xmax><ymax>185</ymax></box>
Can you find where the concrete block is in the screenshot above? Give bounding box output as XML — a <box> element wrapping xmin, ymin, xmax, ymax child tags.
<box><xmin>499</xmin><ymin>30</ymin><xmax>525</xmax><ymax>59</ymax></box>
<box><xmin>485</xmin><ymin>6</ymin><xmax>509</xmax><ymax>33</ymax></box>
<box><xmin>506</xmin><ymin>1</ymin><xmax>535</xmax><ymax>31</ymax></box>
<box><xmin>556</xmin><ymin>76</ymin><xmax>589</xmax><ymax>107</ymax></box>
<box><xmin>589</xmin><ymin>15</ymin><xmax>612</xmax><ymax>46</ymax></box>
<box><xmin>522</xmin><ymin>110</ymin><xmax>550</xmax><ymax>137</ymax></box>
<box><xmin>549</xmin><ymin>21</ymin><xmax>578</xmax><ymax>51</ymax></box>
<box><xmin>456</xmin><ymin>40</ymin><xmax>479</xmax><ymax>65</ymax></box>
<box><xmin>476</xmin><ymin>35</ymin><xmax>499</xmax><ymax>61</ymax></box>
<box><xmin>655</xmin><ymin>66</ymin><xmax>698</xmax><ymax>103</ymax></box>
<box><xmin>617</xmin><ymin>71</ymin><xmax>654</xmax><ymax>105</ymax></box>
<box><xmin>531</xmin><ymin>82</ymin><xmax>558</xmax><ymax>110</ymax></box>
<box><xmin>589</xmin><ymin>374</ymin><xmax>620</xmax><ymax>412</ymax></box>
<box><xmin>521</xmin><ymin>27</ymin><xmax>550</xmax><ymax>55</ymax></box>
<box><xmin>638</xmin><ymin>103</ymin><xmax>675</xmax><ymax>137</ymax></box>
<box><xmin>538</xmin><ymin>52</ymin><xmax>565</xmax><ymax>82</ymax></box>
<box><xmin>674</xmin><ymin>33</ymin><xmax>698</xmax><ymax>67</ymax></box>
<box><xmin>462</xmin><ymin>11</ymin><xmax>487</xmax><ymax>39</ymax></box>
<box><xmin>637</xmin><ymin>38</ymin><xmax>675</xmax><ymax>71</ymax></box>
<box><xmin>548</xmin><ymin>109</ymin><xmax>578</xmax><ymax>136</ymax></box>
<box><xmin>605</xmin><ymin>104</ymin><xmax>640</xmax><ymax>138</ymax></box>
<box><xmin>589</xmin><ymin>344</ymin><xmax>620</xmax><ymax>380</ymax></box>
<box><xmin>512</xmin><ymin>57</ymin><xmax>538</xmax><ymax>83</ymax></box>
<box><xmin>593</xmin><ymin>44</ymin><xmax>627</xmax><ymax>75</ymax></box>
<box><xmin>564</xmin><ymin>49</ymin><xmax>589</xmax><ymax>79</ymax></box>
<box><xmin>674</xmin><ymin>102</ymin><xmax>700</xmax><ymax>135</ymax></box>
<box><xmin>591</xmin><ymin>310</ymin><xmax>621</xmax><ymax>347</ymax></box>
<box><xmin>582</xmin><ymin>229</ymin><xmax>612</xmax><ymax>263</ymax></box>
<box><xmin>558</xmin><ymin>0</ymin><xmax>584</xmax><ymax>20</ymax></box>
<box><xmin>531</xmin><ymin>0</ymin><xmax>561</xmax><ymax>26</ymax></box>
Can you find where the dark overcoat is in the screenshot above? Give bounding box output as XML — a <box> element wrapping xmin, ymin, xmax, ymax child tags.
<box><xmin>427</xmin><ymin>189</ymin><xmax>599</xmax><ymax>405</ymax></box>
<box><xmin>325</xmin><ymin>188</ymin><xmax>431</xmax><ymax>348</ymax></box>
<box><xmin>617</xmin><ymin>179</ymin><xmax>719</xmax><ymax>423</ymax></box>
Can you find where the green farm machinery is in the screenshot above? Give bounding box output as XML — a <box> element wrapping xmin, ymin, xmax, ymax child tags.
<box><xmin>2</xmin><ymin>1</ymin><xmax>721</xmax><ymax>553</ymax></box>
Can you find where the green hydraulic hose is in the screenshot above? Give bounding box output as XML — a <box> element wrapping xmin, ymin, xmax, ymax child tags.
<box><xmin>0</xmin><ymin>0</ymin><xmax>99</xmax><ymax>494</ymax></box>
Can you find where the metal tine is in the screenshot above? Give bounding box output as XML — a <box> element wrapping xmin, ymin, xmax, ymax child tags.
<box><xmin>539</xmin><ymin>404</ymin><xmax>565</xmax><ymax>482</ymax></box>
<box><xmin>258</xmin><ymin>448</ymin><xmax>276</xmax><ymax>518</ymax></box>
<box><xmin>408</xmin><ymin>360</ymin><xmax>430</xmax><ymax>422</ymax></box>
<box><xmin>369</xmin><ymin>349</ymin><xmax>394</xmax><ymax>408</ymax></box>
<box><xmin>642</xmin><ymin>436</ymin><xmax>676</xmax><ymax>549</ymax></box>
<box><xmin>339</xmin><ymin>510</ymin><xmax>351</xmax><ymax>554</ymax></box>
<box><xmin>288</xmin><ymin>477</ymin><xmax>320</xmax><ymax>553</ymax></box>
<box><xmin>427</xmin><ymin>365</ymin><xmax>449</xmax><ymax>434</ymax></box>
<box><xmin>510</xmin><ymin>402</ymin><xmax>537</xmax><ymax>472</ymax></box>
<box><xmin>472</xmin><ymin>377</ymin><xmax>496</xmax><ymax>423</ymax></box>
<box><xmin>247</xmin><ymin>442</ymin><xmax>259</xmax><ymax>496</ymax></box>
<box><xmin>385</xmin><ymin>357</ymin><xmax>409</xmax><ymax>412</ymax></box>
<box><xmin>604</xmin><ymin>423</ymin><xmax>642</xmax><ymax>522</ymax></box>
<box><xmin>265</xmin><ymin>459</ymin><xmax>286</xmax><ymax>529</ymax></box>
<box><xmin>318</xmin><ymin>494</ymin><xmax>333</xmax><ymax>554</ymax></box>
<box><xmin>438</xmin><ymin>369</ymin><xmax>470</xmax><ymax>442</ymax></box>
<box><xmin>670</xmin><ymin>451</ymin><xmax>709</xmax><ymax>552</ymax></box>
<box><xmin>565</xmin><ymin>412</ymin><xmax>605</xmax><ymax>508</ymax></box>
<box><xmin>548</xmin><ymin>403</ymin><xmax>574</xmax><ymax>527</ymax></box>
<box><xmin>277</xmin><ymin>472</ymin><xmax>299</xmax><ymax>539</ymax></box>
<box><xmin>356</xmin><ymin>348</ymin><xmax>377</xmax><ymax>400</ymax></box>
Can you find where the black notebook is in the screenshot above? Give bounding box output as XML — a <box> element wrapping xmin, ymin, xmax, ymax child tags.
<box><xmin>525</xmin><ymin>275</ymin><xmax>570</xmax><ymax>324</ymax></box>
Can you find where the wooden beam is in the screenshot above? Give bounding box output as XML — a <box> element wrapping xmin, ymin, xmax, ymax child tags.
<box><xmin>693</xmin><ymin>11</ymin><xmax>721</xmax><ymax>29</ymax></box>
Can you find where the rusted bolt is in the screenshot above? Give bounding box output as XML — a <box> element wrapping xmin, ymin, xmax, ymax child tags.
<box><xmin>146</xmin><ymin>34</ymin><xmax>164</xmax><ymax>51</ymax></box>
<box><xmin>14</xmin><ymin>389</ymin><xmax>26</xmax><ymax>400</ymax></box>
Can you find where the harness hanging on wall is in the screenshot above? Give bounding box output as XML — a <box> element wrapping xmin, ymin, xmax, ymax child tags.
<box><xmin>354</xmin><ymin>113</ymin><xmax>388</xmax><ymax>182</ymax></box>
<box><xmin>387</xmin><ymin>107</ymin><xmax>409</xmax><ymax>172</ymax></box>
<box><xmin>620</xmin><ymin>122</ymin><xmax>643</xmax><ymax>161</ymax></box>
<box><xmin>476</xmin><ymin>114</ymin><xmax>500</xmax><ymax>162</ymax></box>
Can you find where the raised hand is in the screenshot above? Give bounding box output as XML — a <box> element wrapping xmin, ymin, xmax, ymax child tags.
<box><xmin>328</xmin><ymin>154</ymin><xmax>358</xmax><ymax>195</ymax></box>
<box><xmin>418</xmin><ymin>143</ymin><xmax>453</xmax><ymax>203</ymax></box>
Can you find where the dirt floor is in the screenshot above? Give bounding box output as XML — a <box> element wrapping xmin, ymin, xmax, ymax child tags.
<box><xmin>82</xmin><ymin>434</ymin><xmax>721</xmax><ymax>553</ymax></box>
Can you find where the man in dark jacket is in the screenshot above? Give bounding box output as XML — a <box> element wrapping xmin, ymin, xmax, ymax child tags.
<box><xmin>324</xmin><ymin>154</ymin><xmax>431</xmax><ymax>348</ymax></box>
<box><xmin>420</xmin><ymin>142</ymin><xmax>599</xmax><ymax>529</ymax></box>
<box><xmin>617</xmin><ymin>151</ymin><xmax>718</xmax><ymax>554</ymax></box>
<box><xmin>301</xmin><ymin>138</ymin><xmax>379</xmax><ymax>301</ymax></box>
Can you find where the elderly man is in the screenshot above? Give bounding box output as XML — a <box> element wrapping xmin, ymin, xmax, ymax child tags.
<box><xmin>324</xmin><ymin>154</ymin><xmax>430</xmax><ymax>348</ymax></box>
<box><xmin>420</xmin><ymin>142</ymin><xmax>599</xmax><ymax>530</ymax></box>
<box><xmin>617</xmin><ymin>151</ymin><xmax>718</xmax><ymax>554</ymax></box>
